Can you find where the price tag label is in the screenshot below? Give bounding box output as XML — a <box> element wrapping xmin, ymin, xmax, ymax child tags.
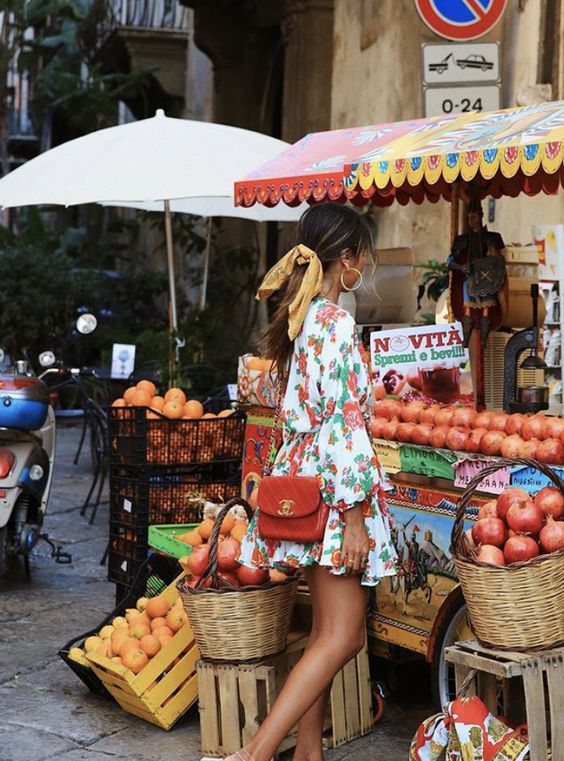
<box><xmin>454</xmin><ymin>459</ymin><xmax>510</xmax><ymax>494</ymax></box>
<box><xmin>123</xmin><ymin>498</ymin><xmax>132</xmax><ymax>513</ymax></box>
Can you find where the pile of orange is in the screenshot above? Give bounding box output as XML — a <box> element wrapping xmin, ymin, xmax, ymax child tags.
<box><xmin>68</xmin><ymin>592</ymin><xmax>188</xmax><ymax>675</ymax></box>
<box><xmin>112</xmin><ymin>380</ymin><xmax>234</xmax><ymax>421</ymax></box>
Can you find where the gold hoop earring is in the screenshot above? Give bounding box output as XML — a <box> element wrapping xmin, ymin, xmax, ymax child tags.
<box><xmin>340</xmin><ymin>267</ymin><xmax>363</xmax><ymax>292</ymax></box>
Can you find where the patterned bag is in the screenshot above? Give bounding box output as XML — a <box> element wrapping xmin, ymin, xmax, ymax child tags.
<box><xmin>409</xmin><ymin>695</ymin><xmax>529</xmax><ymax>761</ymax></box>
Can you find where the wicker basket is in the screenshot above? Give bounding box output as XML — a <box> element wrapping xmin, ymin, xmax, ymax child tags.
<box><xmin>177</xmin><ymin>498</ymin><xmax>299</xmax><ymax>663</ymax></box>
<box><xmin>451</xmin><ymin>456</ymin><xmax>564</xmax><ymax>651</ymax></box>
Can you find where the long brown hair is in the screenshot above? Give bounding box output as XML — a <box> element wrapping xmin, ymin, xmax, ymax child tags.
<box><xmin>261</xmin><ymin>203</ymin><xmax>373</xmax><ymax>379</ymax></box>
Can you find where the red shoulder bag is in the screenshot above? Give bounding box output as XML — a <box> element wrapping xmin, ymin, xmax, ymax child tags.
<box><xmin>256</xmin><ymin>386</ymin><xmax>329</xmax><ymax>543</ymax></box>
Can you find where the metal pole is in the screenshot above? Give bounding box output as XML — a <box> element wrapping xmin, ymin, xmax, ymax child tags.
<box><xmin>164</xmin><ymin>199</ymin><xmax>178</xmax><ymax>332</ymax></box>
<box><xmin>199</xmin><ymin>217</ymin><xmax>212</xmax><ymax>311</ymax></box>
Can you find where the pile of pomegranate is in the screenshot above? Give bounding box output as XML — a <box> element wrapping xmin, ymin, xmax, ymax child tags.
<box><xmin>371</xmin><ymin>399</ymin><xmax>564</xmax><ymax>464</ymax></box>
<box><xmin>469</xmin><ymin>486</ymin><xmax>564</xmax><ymax>566</ymax></box>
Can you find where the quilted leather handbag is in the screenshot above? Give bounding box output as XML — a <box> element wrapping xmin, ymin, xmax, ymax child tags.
<box><xmin>257</xmin><ymin>385</ymin><xmax>329</xmax><ymax>543</ymax></box>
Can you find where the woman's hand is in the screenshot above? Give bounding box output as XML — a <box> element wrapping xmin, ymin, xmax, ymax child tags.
<box><xmin>340</xmin><ymin>503</ymin><xmax>370</xmax><ymax>575</ymax></box>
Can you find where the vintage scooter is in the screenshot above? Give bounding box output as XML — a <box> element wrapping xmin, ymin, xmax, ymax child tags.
<box><xmin>0</xmin><ymin>313</ymin><xmax>97</xmax><ymax>577</ymax></box>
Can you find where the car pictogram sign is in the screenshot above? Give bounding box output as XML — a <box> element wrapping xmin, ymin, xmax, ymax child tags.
<box><xmin>414</xmin><ymin>0</ymin><xmax>508</xmax><ymax>41</ymax></box>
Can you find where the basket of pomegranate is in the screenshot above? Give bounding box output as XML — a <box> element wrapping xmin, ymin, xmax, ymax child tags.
<box><xmin>451</xmin><ymin>456</ymin><xmax>564</xmax><ymax>651</ymax></box>
<box><xmin>177</xmin><ymin>498</ymin><xmax>299</xmax><ymax>663</ymax></box>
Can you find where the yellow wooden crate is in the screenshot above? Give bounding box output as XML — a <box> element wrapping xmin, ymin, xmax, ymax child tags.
<box><xmin>87</xmin><ymin>573</ymin><xmax>199</xmax><ymax>730</ymax></box>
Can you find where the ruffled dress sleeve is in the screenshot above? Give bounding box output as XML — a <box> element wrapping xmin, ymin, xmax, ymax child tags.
<box><xmin>315</xmin><ymin>311</ymin><xmax>380</xmax><ymax>511</ymax></box>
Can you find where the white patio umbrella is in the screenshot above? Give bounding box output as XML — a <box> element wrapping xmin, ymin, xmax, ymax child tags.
<box><xmin>0</xmin><ymin>109</ymin><xmax>306</xmax><ymax>332</ymax></box>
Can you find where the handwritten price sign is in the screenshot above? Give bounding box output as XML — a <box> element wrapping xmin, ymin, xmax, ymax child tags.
<box><xmin>454</xmin><ymin>458</ymin><xmax>510</xmax><ymax>495</ymax></box>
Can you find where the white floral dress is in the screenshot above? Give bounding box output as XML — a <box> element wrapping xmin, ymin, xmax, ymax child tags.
<box><xmin>239</xmin><ymin>296</ymin><xmax>397</xmax><ymax>586</ymax></box>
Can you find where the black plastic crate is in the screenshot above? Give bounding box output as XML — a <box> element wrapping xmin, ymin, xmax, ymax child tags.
<box><xmin>109</xmin><ymin>406</ymin><xmax>245</xmax><ymax>468</ymax></box>
<box><xmin>59</xmin><ymin>554</ymin><xmax>181</xmax><ymax>697</ymax></box>
<box><xmin>110</xmin><ymin>463</ymin><xmax>242</xmax><ymax>527</ymax></box>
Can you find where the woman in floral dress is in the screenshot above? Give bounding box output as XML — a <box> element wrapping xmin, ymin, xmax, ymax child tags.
<box><xmin>229</xmin><ymin>204</ymin><xmax>396</xmax><ymax>761</ymax></box>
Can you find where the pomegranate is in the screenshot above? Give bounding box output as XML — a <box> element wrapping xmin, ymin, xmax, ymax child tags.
<box><xmin>412</xmin><ymin>423</ymin><xmax>432</xmax><ymax>446</ymax></box>
<box><xmin>480</xmin><ymin>430</ymin><xmax>506</xmax><ymax>456</ymax></box>
<box><xmin>472</xmin><ymin>517</ymin><xmax>507</xmax><ymax>548</ymax></box>
<box><xmin>187</xmin><ymin>545</ymin><xmax>210</xmax><ymax>576</ymax></box>
<box><xmin>381</xmin><ymin>420</ymin><xmax>399</xmax><ymax>440</ymax></box>
<box><xmin>474</xmin><ymin>411</ymin><xmax>493</xmax><ymax>429</ymax></box>
<box><xmin>217</xmin><ymin>538</ymin><xmax>240</xmax><ymax>571</ymax></box>
<box><xmin>477</xmin><ymin>500</ymin><xmax>498</xmax><ymax>520</ymax></box>
<box><xmin>452</xmin><ymin>407</ymin><xmax>478</xmax><ymax>428</ymax></box>
<box><xmin>496</xmin><ymin>487</ymin><xmax>529</xmax><ymax>521</ymax></box>
<box><xmin>539</xmin><ymin>516</ymin><xmax>564</xmax><ymax>554</ymax></box>
<box><xmin>500</xmin><ymin>434</ymin><xmax>524</xmax><ymax>459</ymax></box>
<box><xmin>506</xmin><ymin>499</ymin><xmax>544</xmax><ymax>535</ymax></box>
<box><xmin>382</xmin><ymin>369</ymin><xmax>406</xmax><ymax>396</ymax></box>
<box><xmin>217</xmin><ymin>571</ymin><xmax>240</xmax><ymax>588</ymax></box>
<box><xmin>544</xmin><ymin>417</ymin><xmax>564</xmax><ymax>439</ymax></box>
<box><xmin>407</xmin><ymin>366</ymin><xmax>423</xmax><ymax>390</ymax></box>
<box><xmin>429</xmin><ymin>426</ymin><xmax>449</xmax><ymax>449</ymax></box>
<box><xmin>445</xmin><ymin>427</ymin><xmax>468</xmax><ymax>452</ymax></box>
<box><xmin>521</xmin><ymin>438</ymin><xmax>539</xmax><ymax>458</ymax></box>
<box><xmin>489</xmin><ymin>413</ymin><xmax>509</xmax><ymax>433</ymax></box>
<box><xmin>420</xmin><ymin>404</ymin><xmax>440</xmax><ymax>425</ymax></box>
<box><xmin>237</xmin><ymin>565</ymin><xmax>270</xmax><ymax>587</ymax></box>
<box><xmin>535</xmin><ymin>486</ymin><xmax>564</xmax><ymax>520</ymax></box>
<box><xmin>465</xmin><ymin>427</ymin><xmax>487</xmax><ymax>454</ymax></box>
<box><xmin>476</xmin><ymin>545</ymin><xmax>505</xmax><ymax>566</ymax></box>
<box><xmin>435</xmin><ymin>408</ymin><xmax>454</xmax><ymax>427</ymax></box>
<box><xmin>400</xmin><ymin>401</ymin><xmax>426</xmax><ymax>423</ymax></box>
<box><xmin>537</xmin><ymin>438</ymin><xmax>564</xmax><ymax>465</ymax></box>
<box><xmin>503</xmin><ymin>535</ymin><xmax>540</xmax><ymax>564</ymax></box>
<box><xmin>506</xmin><ymin>413</ymin><xmax>527</xmax><ymax>435</ymax></box>
<box><xmin>369</xmin><ymin>417</ymin><xmax>388</xmax><ymax>438</ymax></box>
<box><xmin>522</xmin><ymin>416</ymin><xmax>544</xmax><ymax>441</ymax></box>
<box><xmin>396</xmin><ymin>422</ymin><xmax>416</xmax><ymax>443</ymax></box>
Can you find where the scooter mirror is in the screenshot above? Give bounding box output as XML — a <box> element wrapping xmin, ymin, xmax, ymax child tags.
<box><xmin>76</xmin><ymin>313</ymin><xmax>98</xmax><ymax>335</ymax></box>
<box><xmin>39</xmin><ymin>351</ymin><xmax>56</xmax><ymax>368</ymax></box>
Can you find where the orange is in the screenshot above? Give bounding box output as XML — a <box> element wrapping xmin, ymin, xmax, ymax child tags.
<box><xmin>150</xmin><ymin>396</ymin><xmax>165</xmax><ymax>412</ymax></box>
<box><xmin>230</xmin><ymin>523</ymin><xmax>248</xmax><ymax>543</ymax></box>
<box><xmin>139</xmin><ymin>634</ymin><xmax>161</xmax><ymax>658</ymax></box>
<box><xmin>220</xmin><ymin>514</ymin><xmax>235</xmax><ymax>535</ymax></box>
<box><xmin>129</xmin><ymin>388</ymin><xmax>153</xmax><ymax>407</ymax></box>
<box><xmin>146</xmin><ymin>410</ymin><xmax>159</xmax><ymax>419</ymax></box>
<box><xmin>152</xmin><ymin>625</ymin><xmax>174</xmax><ymax>638</ymax></box>
<box><xmin>198</xmin><ymin>519</ymin><xmax>215</xmax><ymax>541</ymax></box>
<box><xmin>150</xmin><ymin>616</ymin><xmax>168</xmax><ymax>632</ymax></box>
<box><xmin>166</xmin><ymin>608</ymin><xmax>186</xmax><ymax>632</ymax></box>
<box><xmin>183</xmin><ymin>400</ymin><xmax>204</xmax><ymax>419</ymax></box>
<box><xmin>136</xmin><ymin>380</ymin><xmax>156</xmax><ymax>396</ymax></box>
<box><xmin>112</xmin><ymin>398</ymin><xmax>126</xmax><ymax>408</ymax></box>
<box><xmin>178</xmin><ymin>530</ymin><xmax>202</xmax><ymax>546</ymax></box>
<box><xmin>201</xmin><ymin>412</ymin><xmax>216</xmax><ymax>419</ymax></box>
<box><xmin>130</xmin><ymin>622</ymin><xmax>151</xmax><ymax>640</ymax></box>
<box><xmin>163</xmin><ymin>400</ymin><xmax>183</xmax><ymax>419</ymax></box>
<box><xmin>165</xmin><ymin>387</ymin><xmax>187</xmax><ymax>406</ymax></box>
<box><xmin>118</xmin><ymin>637</ymin><xmax>139</xmax><ymax>657</ymax></box>
<box><xmin>123</xmin><ymin>387</ymin><xmax>138</xmax><ymax>404</ymax></box>
<box><xmin>218</xmin><ymin>409</ymin><xmax>233</xmax><ymax>417</ymax></box>
<box><xmin>246</xmin><ymin>357</ymin><xmax>264</xmax><ymax>371</ymax></box>
<box><xmin>157</xmin><ymin>633</ymin><xmax>173</xmax><ymax>648</ymax></box>
<box><xmin>145</xmin><ymin>596</ymin><xmax>170</xmax><ymax>619</ymax></box>
<box><xmin>111</xmin><ymin>628</ymin><xmax>130</xmax><ymax>652</ymax></box>
<box><xmin>122</xmin><ymin>648</ymin><xmax>149</xmax><ymax>674</ymax></box>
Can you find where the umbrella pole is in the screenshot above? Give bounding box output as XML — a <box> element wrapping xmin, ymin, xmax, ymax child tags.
<box><xmin>164</xmin><ymin>200</ymin><xmax>180</xmax><ymax>385</ymax></box>
<box><xmin>199</xmin><ymin>217</ymin><xmax>212</xmax><ymax>312</ymax></box>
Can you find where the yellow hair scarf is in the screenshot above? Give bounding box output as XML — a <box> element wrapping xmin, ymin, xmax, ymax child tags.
<box><xmin>256</xmin><ymin>244</ymin><xmax>324</xmax><ymax>340</ymax></box>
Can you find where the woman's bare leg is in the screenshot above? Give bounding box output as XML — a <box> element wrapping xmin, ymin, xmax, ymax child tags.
<box><xmin>292</xmin><ymin>568</ymin><xmax>331</xmax><ymax>761</ymax></box>
<box><xmin>225</xmin><ymin>566</ymin><xmax>366</xmax><ymax>761</ymax></box>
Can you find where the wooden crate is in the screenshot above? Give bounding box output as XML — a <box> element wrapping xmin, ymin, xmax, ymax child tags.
<box><xmin>197</xmin><ymin>631</ymin><xmax>373</xmax><ymax>758</ymax></box>
<box><xmin>87</xmin><ymin>574</ymin><xmax>200</xmax><ymax>730</ymax></box>
<box><xmin>445</xmin><ymin>639</ymin><xmax>564</xmax><ymax>761</ymax></box>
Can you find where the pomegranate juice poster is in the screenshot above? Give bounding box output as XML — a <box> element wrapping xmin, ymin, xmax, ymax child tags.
<box><xmin>370</xmin><ymin>322</ymin><xmax>473</xmax><ymax>405</ymax></box>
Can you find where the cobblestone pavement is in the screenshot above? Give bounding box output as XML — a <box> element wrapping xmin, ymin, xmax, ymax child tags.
<box><xmin>0</xmin><ymin>424</ymin><xmax>432</xmax><ymax>761</ymax></box>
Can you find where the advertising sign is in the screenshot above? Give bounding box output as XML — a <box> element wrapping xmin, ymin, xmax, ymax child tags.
<box><xmin>370</xmin><ymin>322</ymin><xmax>473</xmax><ymax>404</ymax></box>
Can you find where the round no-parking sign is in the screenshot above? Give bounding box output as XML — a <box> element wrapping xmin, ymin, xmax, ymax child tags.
<box><xmin>414</xmin><ymin>0</ymin><xmax>508</xmax><ymax>41</ymax></box>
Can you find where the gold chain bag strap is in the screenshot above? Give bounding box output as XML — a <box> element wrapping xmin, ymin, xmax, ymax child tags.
<box><xmin>256</xmin><ymin>382</ymin><xmax>329</xmax><ymax>543</ymax></box>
